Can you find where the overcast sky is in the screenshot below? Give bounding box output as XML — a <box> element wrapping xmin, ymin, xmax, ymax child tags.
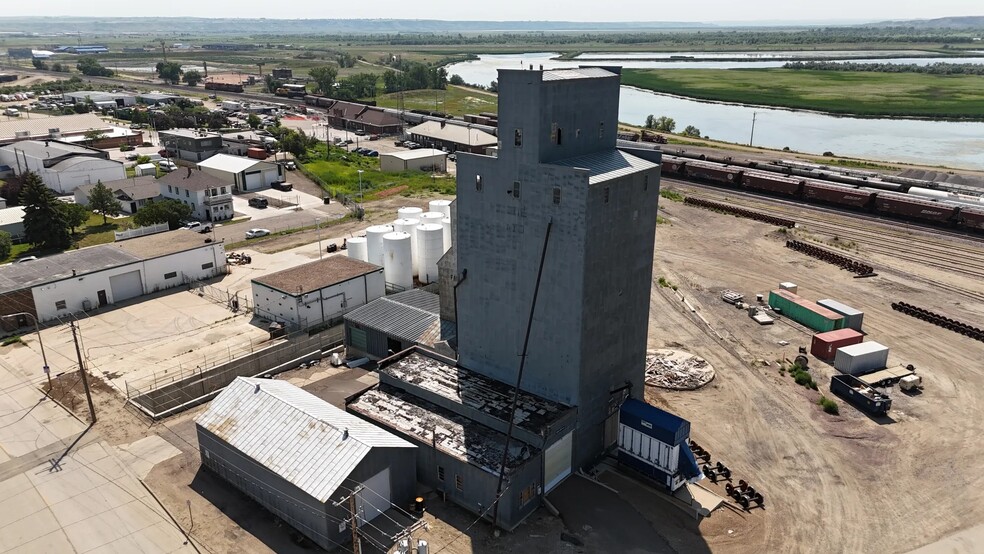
<box><xmin>0</xmin><ymin>1</ymin><xmax>979</xmax><ymax>23</ymax></box>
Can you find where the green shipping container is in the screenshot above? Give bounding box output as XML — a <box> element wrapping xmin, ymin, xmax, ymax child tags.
<box><xmin>769</xmin><ymin>290</ymin><xmax>844</xmax><ymax>332</ymax></box>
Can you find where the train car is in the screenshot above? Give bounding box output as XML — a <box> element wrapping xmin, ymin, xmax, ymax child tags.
<box><xmin>802</xmin><ymin>181</ymin><xmax>876</xmax><ymax>210</ymax></box>
<box><xmin>204</xmin><ymin>82</ymin><xmax>244</xmax><ymax>93</ymax></box>
<box><xmin>660</xmin><ymin>156</ymin><xmax>685</xmax><ymax>176</ymax></box>
<box><xmin>681</xmin><ymin>160</ymin><xmax>741</xmax><ymax>187</ymax></box>
<box><xmin>741</xmin><ymin>169</ymin><xmax>804</xmax><ymax>197</ymax></box>
<box><xmin>957</xmin><ymin>205</ymin><xmax>984</xmax><ymax>232</ymax></box>
<box><xmin>872</xmin><ymin>192</ymin><xmax>959</xmax><ymax>225</ymax></box>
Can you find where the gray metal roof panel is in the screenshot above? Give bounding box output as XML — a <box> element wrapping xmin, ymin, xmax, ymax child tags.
<box><xmin>551</xmin><ymin>149</ymin><xmax>657</xmax><ymax>184</ymax></box>
<box><xmin>195</xmin><ymin>377</ymin><xmax>414</xmax><ymax>503</ymax></box>
<box><xmin>0</xmin><ymin>245</ymin><xmax>141</xmax><ymax>294</ymax></box>
<box><xmin>542</xmin><ymin>67</ymin><xmax>617</xmax><ymax>81</ymax></box>
<box><xmin>343</xmin><ymin>291</ymin><xmax>440</xmax><ymax>344</ymax></box>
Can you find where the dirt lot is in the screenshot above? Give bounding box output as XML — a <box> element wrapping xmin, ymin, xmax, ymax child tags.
<box><xmin>645</xmin><ymin>188</ymin><xmax>984</xmax><ymax>553</ymax></box>
<box><xmin>16</xmin><ymin>180</ymin><xmax>984</xmax><ymax>554</ymax></box>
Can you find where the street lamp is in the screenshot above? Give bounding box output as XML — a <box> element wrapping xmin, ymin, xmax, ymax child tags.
<box><xmin>357</xmin><ymin>170</ymin><xmax>364</xmax><ymax>205</ymax></box>
<box><xmin>2</xmin><ymin>312</ymin><xmax>50</xmax><ymax>390</ymax></box>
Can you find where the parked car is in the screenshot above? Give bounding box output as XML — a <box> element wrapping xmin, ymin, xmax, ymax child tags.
<box><xmin>365</xmin><ymin>150</ymin><xmax>379</xmax><ymax>157</ymax></box>
<box><xmin>354</xmin><ymin>129</ymin><xmax>366</xmax><ymax>136</ymax></box>
<box><xmin>248</xmin><ymin>197</ymin><xmax>268</xmax><ymax>208</ymax></box>
<box><xmin>368</xmin><ymin>134</ymin><xmax>380</xmax><ymax>141</ymax></box>
<box><xmin>158</xmin><ymin>160</ymin><xmax>177</xmax><ymax>172</ymax></box>
<box><xmin>15</xmin><ymin>256</ymin><xmax>37</xmax><ymax>263</ymax></box>
<box><xmin>284</xmin><ymin>160</ymin><xmax>296</xmax><ymax>170</ymax></box>
<box><xmin>245</xmin><ymin>228</ymin><xmax>270</xmax><ymax>239</ymax></box>
<box><xmin>448</xmin><ymin>153</ymin><xmax>457</xmax><ymax>162</ymax></box>
<box><xmin>198</xmin><ymin>224</ymin><xmax>213</xmax><ymax>234</ymax></box>
<box><xmin>354</xmin><ymin>147</ymin><xmax>369</xmax><ymax>155</ymax></box>
<box><xmin>272</xmin><ymin>181</ymin><xmax>293</xmax><ymax>192</ymax></box>
<box><xmin>394</xmin><ymin>140</ymin><xmax>405</xmax><ymax>147</ymax></box>
<box><xmin>183</xmin><ymin>221</ymin><xmax>202</xmax><ymax>230</ymax></box>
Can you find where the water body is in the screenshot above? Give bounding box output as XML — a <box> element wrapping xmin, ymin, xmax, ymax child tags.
<box><xmin>574</xmin><ymin>50</ymin><xmax>946</xmax><ymax>59</ymax></box>
<box><xmin>446</xmin><ymin>53</ymin><xmax>984</xmax><ymax>169</ymax></box>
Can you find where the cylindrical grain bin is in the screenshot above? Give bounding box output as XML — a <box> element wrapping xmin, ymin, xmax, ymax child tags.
<box><xmin>419</xmin><ymin>211</ymin><xmax>444</xmax><ymax>225</ymax></box>
<box><xmin>392</xmin><ymin>217</ymin><xmax>420</xmax><ymax>275</ymax></box>
<box><xmin>346</xmin><ymin>236</ymin><xmax>368</xmax><ymax>262</ymax></box>
<box><xmin>382</xmin><ymin>232</ymin><xmax>413</xmax><ymax>291</ymax></box>
<box><xmin>428</xmin><ymin>199</ymin><xmax>452</xmax><ymax>218</ymax></box>
<box><xmin>415</xmin><ymin>223</ymin><xmax>444</xmax><ymax>284</ymax></box>
<box><xmin>397</xmin><ymin>206</ymin><xmax>423</xmax><ymax>220</ymax></box>
<box><xmin>365</xmin><ymin>224</ymin><xmax>393</xmax><ymax>266</ymax></box>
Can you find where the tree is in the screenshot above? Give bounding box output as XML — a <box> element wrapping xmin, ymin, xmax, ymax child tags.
<box><xmin>654</xmin><ymin>116</ymin><xmax>676</xmax><ymax>133</ymax></box>
<box><xmin>183</xmin><ymin>70</ymin><xmax>203</xmax><ymax>87</ymax></box>
<box><xmin>264</xmin><ymin>74</ymin><xmax>282</xmax><ymax>94</ymax></box>
<box><xmin>156</xmin><ymin>61</ymin><xmax>183</xmax><ymax>84</ymax></box>
<box><xmin>83</xmin><ymin>129</ymin><xmax>106</xmax><ymax>143</ymax></box>
<box><xmin>19</xmin><ymin>172</ymin><xmax>71</xmax><ymax>250</ymax></box>
<box><xmin>58</xmin><ymin>202</ymin><xmax>90</xmax><ymax>234</ymax></box>
<box><xmin>246</xmin><ymin>113</ymin><xmax>261</xmax><ymax>129</ymax></box>
<box><xmin>489</xmin><ymin>80</ymin><xmax>498</xmax><ymax>93</ymax></box>
<box><xmin>76</xmin><ymin>56</ymin><xmax>113</xmax><ymax>77</ymax></box>
<box><xmin>32</xmin><ymin>58</ymin><xmax>47</xmax><ymax>70</ymax></box>
<box><xmin>0</xmin><ymin>231</ymin><xmax>11</xmax><ymax>261</ymax></box>
<box><xmin>645</xmin><ymin>114</ymin><xmax>656</xmax><ymax>129</ymax></box>
<box><xmin>309</xmin><ymin>65</ymin><xmax>339</xmax><ymax>95</ymax></box>
<box><xmin>133</xmin><ymin>199</ymin><xmax>192</xmax><ymax>230</ymax></box>
<box><xmin>88</xmin><ymin>180</ymin><xmax>120</xmax><ymax>224</ymax></box>
<box><xmin>449</xmin><ymin>74</ymin><xmax>465</xmax><ymax>86</ymax></box>
<box><xmin>682</xmin><ymin>125</ymin><xmax>702</xmax><ymax>137</ymax></box>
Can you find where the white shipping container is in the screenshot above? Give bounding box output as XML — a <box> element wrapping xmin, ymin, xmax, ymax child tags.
<box><xmin>834</xmin><ymin>341</ymin><xmax>889</xmax><ymax>375</ymax></box>
<box><xmin>817</xmin><ymin>298</ymin><xmax>864</xmax><ymax>331</ymax></box>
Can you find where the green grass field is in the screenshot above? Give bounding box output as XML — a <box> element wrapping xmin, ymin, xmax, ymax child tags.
<box><xmin>375</xmin><ymin>85</ymin><xmax>497</xmax><ymax>117</ymax></box>
<box><xmin>301</xmin><ymin>145</ymin><xmax>455</xmax><ymax>201</ymax></box>
<box><xmin>621</xmin><ymin>68</ymin><xmax>984</xmax><ymax>118</ymax></box>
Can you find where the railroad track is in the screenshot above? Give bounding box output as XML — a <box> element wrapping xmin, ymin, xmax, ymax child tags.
<box><xmin>668</xmin><ymin>179</ymin><xmax>984</xmax><ymax>303</ymax></box>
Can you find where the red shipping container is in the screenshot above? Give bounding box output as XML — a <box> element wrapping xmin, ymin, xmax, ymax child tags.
<box><xmin>811</xmin><ymin>329</ymin><xmax>864</xmax><ymax>361</ymax></box>
<box><xmin>247</xmin><ymin>148</ymin><xmax>268</xmax><ymax>160</ymax></box>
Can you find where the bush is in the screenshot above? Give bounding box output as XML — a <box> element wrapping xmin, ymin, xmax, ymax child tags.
<box><xmin>790</xmin><ymin>364</ymin><xmax>817</xmax><ymax>389</ymax></box>
<box><xmin>0</xmin><ymin>230</ymin><xmax>11</xmax><ymax>260</ymax></box>
<box><xmin>659</xmin><ymin>189</ymin><xmax>684</xmax><ymax>202</ymax></box>
<box><xmin>819</xmin><ymin>395</ymin><xmax>839</xmax><ymax>415</ymax></box>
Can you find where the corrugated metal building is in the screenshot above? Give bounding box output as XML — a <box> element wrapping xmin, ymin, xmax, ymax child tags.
<box><xmin>348</xmin><ymin>348</ymin><xmax>577</xmax><ymax>531</ymax></box>
<box><xmin>617</xmin><ymin>399</ymin><xmax>703</xmax><ymax>492</ymax></box>
<box><xmin>817</xmin><ymin>299</ymin><xmax>864</xmax><ymax>331</ymax></box>
<box><xmin>343</xmin><ymin>290</ymin><xmax>455</xmax><ymax>359</ymax></box>
<box><xmin>196</xmin><ymin>377</ymin><xmax>416</xmax><ymax>552</ymax></box>
<box><xmin>834</xmin><ymin>342</ymin><xmax>890</xmax><ymax>375</ymax></box>
<box><xmin>769</xmin><ymin>289</ymin><xmax>845</xmax><ymax>332</ymax></box>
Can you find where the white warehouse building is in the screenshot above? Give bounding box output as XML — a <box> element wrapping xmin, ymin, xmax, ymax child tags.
<box><xmin>251</xmin><ymin>256</ymin><xmax>384</xmax><ymax>329</ymax></box>
<box><xmin>0</xmin><ymin>140</ymin><xmax>125</xmax><ymax>194</ymax></box>
<box><xmin>0</xmin><ymin>230</ymin><xmax>226</xmax><ymax>328</ymax></box>
<box><xmin>379</xmin><ymin>149</ymin><xmax>447</xmax><ymax>173</ymax></box>
<box><xmin>197</xmin><ymin>153</ymin><xmax>283</xmax><ymax>192</ymax></box>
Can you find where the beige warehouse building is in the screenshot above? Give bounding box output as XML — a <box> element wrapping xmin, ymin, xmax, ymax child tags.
<box><xmin>379</xmin><ymin>149</ymin><xmax>448</xmax><ymax>173</ymax></box>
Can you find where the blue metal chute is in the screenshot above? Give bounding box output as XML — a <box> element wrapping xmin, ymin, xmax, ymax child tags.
<box><xmin>678</xmin><ymin>443</ymin><xmax>704</xmax><ymax>482</ymax></box>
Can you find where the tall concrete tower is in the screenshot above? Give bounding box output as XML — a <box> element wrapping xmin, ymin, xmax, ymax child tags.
<box><xmin>452</xmin><ymin>66</ymin><xmax>662</xmax><ymax>469</ymax></box>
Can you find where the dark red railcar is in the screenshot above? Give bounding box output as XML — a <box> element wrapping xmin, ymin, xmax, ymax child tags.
<box><xmin>802</xmin><ymin>181</ymin><xmax>876</xmax><ymax>210</ymax></box>
<box><xmin>661</xmin><ymin>157</ymin><xmax>685</xmax><ymax>175</ymax></box>
<box><xmin>957</xmin><ymin>206</ymin><xmax>984</xmax><ymax>232</ymax></box>
<box><xmin>873</xmin><ymin>193</ymin><xmax>958</xmax><ymax>224</ymax></box>
<box><xmin>682</xmin><ymin>160</ymin><xmax>741</xmax><ymax>187</ymax></box>
<box><xmin>741</xmin><ymin>170</ymin><xmax>803</xmax><ymax>197</ymax></box>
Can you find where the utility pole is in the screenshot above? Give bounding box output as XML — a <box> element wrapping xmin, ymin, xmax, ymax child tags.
<box><xmin>392</xmin><ymin>520</ymin><xmax>427</xmax><ymax>554</ymax></box>
<box><xmin>749</xmin><ymin>112</ymin><xmax>758</xmax><ymax>147</ymax></box>
<box><xmin>69</xmin><ymin>321</ymin><xmax>96</xmax><ymax>424</ymax></box>
<box><xmin>334</xmin><ymin>486</ymin><xmax>363</xmax><ymax>554</ymax></box>
<box><xmin>160</xmin><ymin>40</ymin><xmax>167</xmax><ymax>62</ymax></box>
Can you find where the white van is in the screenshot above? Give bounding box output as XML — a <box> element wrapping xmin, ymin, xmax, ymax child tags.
<box><xmin>4</xmin><ymin>108</ymin><xmax>19</xmax><ymax>117</ymax></box>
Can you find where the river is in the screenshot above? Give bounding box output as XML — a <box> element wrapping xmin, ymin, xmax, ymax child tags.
<box><xmin>445</xmin><ymin>53</ymin><xmax>984</xmax><ymax>169</ymax></box>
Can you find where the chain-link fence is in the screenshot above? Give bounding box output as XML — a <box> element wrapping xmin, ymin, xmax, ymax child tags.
<box><xmin>187</xmin><ymin>278</ymin><xmax>251</xmax><ymax>313</ymax></box>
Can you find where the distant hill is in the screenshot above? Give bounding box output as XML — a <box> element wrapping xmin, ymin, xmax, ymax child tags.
<box><xmin>868</xmin><ymin>16</ymin><xmax>984</xmax><ymax>29</ymax></box>
<box><xmin>0</xmin><ymin>17</ymin><xmax>715</xmax><ymax>35</ymax></box>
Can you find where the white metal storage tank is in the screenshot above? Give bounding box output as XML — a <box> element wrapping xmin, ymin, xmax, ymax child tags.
<box><xmin>347</xmin><ymin>236</ymin><xmax>368</xmax><ymax>262</ymax></box>
<box><xmin>428</xmin><ymin>199</ymin><xmax>452</xmax><ymax>218</ymax></box>
<box><xmin>441</xmin><ymin>217</ymin><xmax>452</xmax><ymax>253</ymax></box>
<box><xmin>419</xmin><ymin>211</ymin><xmax>444</xmax><ymax>225</ymax></box>
<box><xmin>382</xmin><ymin>232</ymin><xmax>413</xmax><ymax>291</ymax></box>
<box><xmin>365</xmin><ymin>225</ymin><xmax>393</xmax><ymax>266</ymax></box>
<box><xmin>416</xmin><ymin>223</ymin><xmax>444</xmax><ymax>284</ymax></box>
<box><xmin>397</xmin><ymin>206</ymin><xmax>424</xmax><ymax>220</ymax></box>
<box><xmin>392</xmin><ymin>217</ymin><xmax>420</xmax><ymax>275</ymax></box>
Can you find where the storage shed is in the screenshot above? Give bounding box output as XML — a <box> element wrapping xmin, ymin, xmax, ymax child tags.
<box><xmin>344</xmin><ymin>290</ymin><xmax>454</xmax><ymax>359</ymax></box>
<box><xmin>769</xmin><ymin>289</ymin><xmax>844</xmax><ymax>332</ymax></box>
<box><xmin>197</xmin><ymin>153</ymin><xmax>283</xmax><ymax>192</ymax></box>
<box><xmin>817</xmin><ymin>299</ymin><xmax>864</xmax><ymax>331</ymax></box>
<box><xmin>379</xmin><ymin>149</ymin><xmax>448</xmax><ymax>173</ymax></box>
<box><xmin>617</xmin><ymin>399</ymin><xmax>703</xmax><ymax>492</ymax></box>
<box><xmin>252</xmin><ymin>256</ymin><xmax>384</xmax><ymax>329</ymax></box>
<box><xmin>196</xmin><ymin>377</ymin><xmax>416</xmax><ymax>552</ymax></box>
<box><xmin>811</xmin><ymin>329</ymin><xmax>864</xmax><ymax>361</ymax></box>
<box><xmin>834</xmin><ymin>341</ymin><xmax>889</xmax><ymax>375</ymax></box>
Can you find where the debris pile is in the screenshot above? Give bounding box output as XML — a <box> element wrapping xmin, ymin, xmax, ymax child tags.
<box><xmin>645</xmin><ymin>349</ymin><xmax>715</xmax><ymax>390</ymax></box>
